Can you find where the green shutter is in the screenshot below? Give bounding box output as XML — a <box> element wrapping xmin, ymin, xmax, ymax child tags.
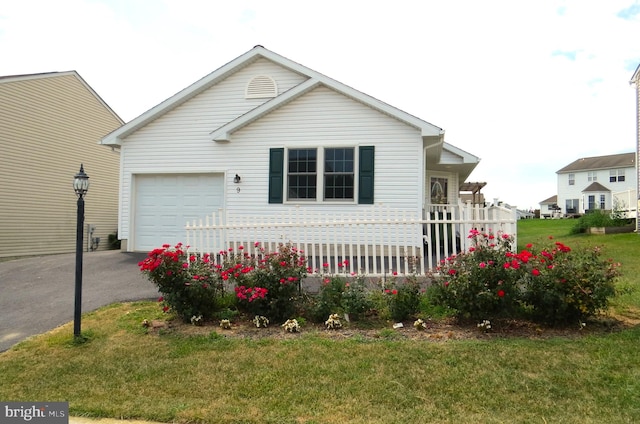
<box><xmin>358</xmin><ymin>146</ymin><xmax>374</xmax><ymax>204</ymax></box>
<box><xmin>269</xmin><ymin>148</ymin><xmax>284</xmax><ymax>204</ymax></box>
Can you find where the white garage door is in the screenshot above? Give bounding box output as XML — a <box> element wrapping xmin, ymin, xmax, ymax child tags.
<box><xmin>134</xmin><ymin>173</ymin><xmax>224</xmax><ymax>251</ymax></box>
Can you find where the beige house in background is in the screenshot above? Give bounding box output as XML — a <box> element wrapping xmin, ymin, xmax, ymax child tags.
<box><xmin>0</xmin><ymin>71</ymin><xmax>123</xmax><ymax>258</ymax></box>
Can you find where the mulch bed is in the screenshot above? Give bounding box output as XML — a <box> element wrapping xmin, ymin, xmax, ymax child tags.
<box><xmin>147</xmin><ymin>314</ymin><xmax>634</xmax><ymax>342</ymax></box>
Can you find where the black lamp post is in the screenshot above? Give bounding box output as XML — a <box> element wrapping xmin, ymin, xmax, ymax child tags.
<box><xmin>73</xmin><ymin>164</ymin><xmax>89</xmax><ymax>338</ymax></box>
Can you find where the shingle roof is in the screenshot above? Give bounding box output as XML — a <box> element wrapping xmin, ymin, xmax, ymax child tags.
<box><xmin>540</xmin><ymin>195</ymin><xmax>557</xmax><ymax>204</ymax></box>
<box><xmin>582</xmin><ymin>182</ymin><xmax>610</xmax><ymax>192</ymax></box>
<box><xmin>556</xmin><ymin>152</ymin><xmax>635</xmax><ymax>173</ymax></box>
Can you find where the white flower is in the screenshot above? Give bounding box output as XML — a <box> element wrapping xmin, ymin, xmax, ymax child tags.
<box><xmin>477</xmin><ymin>320</ymin><xmax>492</xmax><ymax>331</ymax></box>
<box><xmin>282</xmin><ymin>319</ymin><xmax>300</xmax><ymax>333</ymax></box>
<box><xmin>325</xmin><ymin>314</ymin><xmax>342</xmax><ymax>330</ymax></box>
<box><xmin>253</xmin><ymin>315</ymin><xmax>269</xmax><ymax>328</ymax></box>
<box><xmin>413</xmin><ymin>319</ymin><xmax>427</xmax><ymax>331</ymax></box>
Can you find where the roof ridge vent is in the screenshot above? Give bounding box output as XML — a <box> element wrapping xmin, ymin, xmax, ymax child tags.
<box><xmin>246</xmin><ymin>75</ymin><xmax>277</xmax><ymax>99</ymax></box>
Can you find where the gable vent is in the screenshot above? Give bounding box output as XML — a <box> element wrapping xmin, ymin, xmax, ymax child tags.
<box><xmin>245</xmin><ymin>75</ymin><xmax>277</xmax><ymax>99</ymax></box>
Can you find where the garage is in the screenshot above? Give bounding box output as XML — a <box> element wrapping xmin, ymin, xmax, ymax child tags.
<box><xmin>133</xmin><ymin>173</ymin><xmax>224</xmax><ymax>251</ymax></box>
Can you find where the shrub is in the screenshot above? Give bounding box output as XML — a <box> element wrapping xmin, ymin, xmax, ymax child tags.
<box><xmin>248</xmin><ymin>243</ymin><xmax>308</xmax><ymax>321</ymax></box>
<box><xmin>221</xmin><ymin>243</ymin><xmax>308</xmax><ymax>322</ymax></box>
<box><xmin>384</xmin><ymin>278</ymin><xmax>422</xmax><ymax>322</ymax></box>
<box><xmin>518</xmin><ymin>241</ymin><xmax>620</xmax><ymax>324</ymax></box>
<box><xmin>418</xmin><ymin>285</ymin><xmax>454</xmax><ymax>319</ymax></box>
<box><xmin>107</xmin><ymin>231</ymin><xmax>121</xmax><ymax>250</ymax></box>
<box><xmin>571</xmin><ymin>209</ymin><xmax>629</xmax><ymax>234</ymax></box>
<box><xmin>138</xmin><ymin>243</ymin><xmax>225</xmax><ymax>321</ymax></box>
<box><xmin>341</xmin><ymin>276</ymin><xmax>374</xmax><ymax>321</ymax></box>
<box><xmin>430</xmin><ymin>230</ymin><xmax>520</xmax><ymax>320</ymax></box>
<box><xmin>311</xmin><ymin>275</ymin><xmax>346</xmax><ymax>322</ymax></box>
<box><xmin>430</xmin><ymin>230</ymin><xmax>621</xmax><ymax>325</ymax></box>
<box><xmin>310</xmin><ymin>272</ymin><xmax>373</xmax><ymax>322</ymax></box>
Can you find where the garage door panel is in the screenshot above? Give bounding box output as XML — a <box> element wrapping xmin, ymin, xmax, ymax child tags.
<box><xmin>183</xmin><ymin>195</ymin><xmax>202</xmax><ymax>207</ymax></box>
<box><xmin>160</xmin><ymin>195</ymin><xmax>178</xmax><ymax>206</ymax></box>
<box><xmin>134</xmin><ymin>174</ymin><xmax>224</xmax><ymax>251</ymax></box>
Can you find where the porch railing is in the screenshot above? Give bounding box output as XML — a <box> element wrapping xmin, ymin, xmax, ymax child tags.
<box><xmin>612</xmin><ymin>189</ymin><xmax>638</xmax><ymax>219</ymax></box>
<box><xmin>185</xmin><ymin>202</ymin><xmax>517</xmax><ymax>276</ymax></box>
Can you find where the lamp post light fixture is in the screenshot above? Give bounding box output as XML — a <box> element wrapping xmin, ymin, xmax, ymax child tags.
<box><xmin>73</xmin><ymin>164</ymin><xmax>89</xmax><ymax>338</ymax></box>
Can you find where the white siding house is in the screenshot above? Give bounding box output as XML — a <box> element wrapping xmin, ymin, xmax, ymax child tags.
<box><xmin>556</xmin><ymin>153</ymin><xmax>637</xmax><ymax>217</ymax></box>
<box><xmin>101</xmin><ymin>46</ymin><xmax>482</xmax><ymax>252</ymax></box>
<box><xmin>539</xmin><ymin>195</ymin><xmax>560</xmax><ymax>219</ymax></box>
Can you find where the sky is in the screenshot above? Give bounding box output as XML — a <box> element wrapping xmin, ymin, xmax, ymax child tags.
<box><xmin>1</xmin><ymin>0</ymin><xmax>639</xmax><ymax>210</ymax></box>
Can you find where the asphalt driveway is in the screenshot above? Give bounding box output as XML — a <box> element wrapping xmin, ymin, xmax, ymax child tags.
<box><xmin>0</xmin><ymin>250</ymin><xmax>160</xmax><ymax>352</ymax></box>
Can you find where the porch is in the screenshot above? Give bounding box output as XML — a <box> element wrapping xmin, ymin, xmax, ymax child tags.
<box><xmin>185</xmin><ymin>203</ymin><xmax>517</xmax><ymax>276</ymax></box>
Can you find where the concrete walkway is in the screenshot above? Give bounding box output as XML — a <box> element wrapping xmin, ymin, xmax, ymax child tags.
<box><xmin>0</xmin><ymin>250</ymin><xmax>160</xmax><ymax>352</ymax></box>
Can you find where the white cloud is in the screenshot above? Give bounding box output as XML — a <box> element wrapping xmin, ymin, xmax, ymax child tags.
<box><xmin>0</xmin><ymin>0</ymin><xmax>638</xmax><ymax>210</ymax></box>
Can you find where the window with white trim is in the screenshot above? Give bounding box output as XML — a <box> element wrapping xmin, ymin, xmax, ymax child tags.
<box><xmin>287</xmin><ymin>149</ymin><xmax>317</xmax><ymax>200</ymax></box>
<box><xmin>568</xmin><ymin>173</ymin><xmax>575</xmax><ymax>185</ymax></box>
<box><xmin>599</xmin><ymin>194</ymin><xmax>606</xmax><ymax>209</ymax></box>
<box><xmin>565</xmin><ymin>199</ymin><xmax>579</xmax><ymax>213</ymax></box>
<box><xmin>609</xmin><ymin>169</ymin><xmax>625</xmax><ymax>182</ymax></box>
<box><xmin>588</xmin><ymin>171</ymin><xmax>597</xmax><ymax>182</ymax></box>
<box><xmin>285</xmin><ymin>147</ymin><xmax>357</xmax><ymax>202</ymax></box>
<box><xmin>324</xmin><ymin>148</ymin><xmax>354</xmax><ymax>200</ymax></box>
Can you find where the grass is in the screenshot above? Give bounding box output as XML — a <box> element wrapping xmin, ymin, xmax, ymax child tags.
<box><xmin>1</xmin><ymin>219</ymin><xmax>639</xmax><ymax>423</ymax></box>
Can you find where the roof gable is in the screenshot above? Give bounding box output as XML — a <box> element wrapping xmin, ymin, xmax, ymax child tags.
<box><xmin>540</xmin><ymin>195</ymin><xmax>557</xmax><ymax>204</ymax></box>
<box><xmin>0</xmin><ymin>71</ymin><xmax>122</xmax><ymax>124</ymax></box>
<box><xmin>556</xmin><ymin>152</ymin><xmax>635</xmax><ymax>173</ymax></box>
<box><xmin>582</xmin><ymin>182</ymin><xmax>611</xmax><ymax>192</ymax></box>
<box><xmin>101</xmin><ymin>46</ymin><xmax>444</xmax><ymax>146</ymax></box>
<box><xmin>631</xmin><ymin>63</ymin><xmax>640</xmax><ymax>84</ymax></box>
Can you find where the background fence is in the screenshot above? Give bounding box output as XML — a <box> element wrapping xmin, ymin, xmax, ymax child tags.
<box><xmin>185</xmin><ymin>203</ymin><xmax>517</xmax><ymax>276</ymax></box>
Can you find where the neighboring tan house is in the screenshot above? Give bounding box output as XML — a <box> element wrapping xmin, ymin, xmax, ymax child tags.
<box><xmin>0</xmin><ymin>71</ymin><xmax>123</xmax><ymax>258</ymax></box>
<box><xmin>556</xmin><ymin>152</ymin><xmax>637</xmax><ymax>217</ymax></box>
<box><xmin>101</xmin><ymin>46</ymin><xmax>482</xmax><ymax>252</ymax></box>
<box><xmin>631</xmin><ymin>64</ymin><xmax>640</xmax><ymax>232</ymax></box>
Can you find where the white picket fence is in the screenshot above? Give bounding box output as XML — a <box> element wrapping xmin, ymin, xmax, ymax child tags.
<box><xmin>185</xmin><ymin>203</ymin><xmax>517</xmax><ymax>276</ymax></box>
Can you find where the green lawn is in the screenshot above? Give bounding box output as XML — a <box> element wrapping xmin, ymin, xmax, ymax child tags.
<box><xmin>517</xmin><ymin>219</ymin><xmax>640</xmax><ymax>320</ymax></box>
<box><xmin>0</xmin><ymin>219</ymin><xmax>639</xmax><ymax>423</ymax></box>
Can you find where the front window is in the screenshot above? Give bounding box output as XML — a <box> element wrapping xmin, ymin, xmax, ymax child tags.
<box><xmin>430</xmin><ymin>177</ymin><xmax>448</xmax><ymax>204</ymax></box>
<box><xmin>324</xmin><ymin>148</ymin><xmax>354</xmax><ymax>200</ymax></box>
<box><xmin>287</xmin><ymin>149</ymin><xmax>317</xmax><ymax>200</ymax></box>
<box><xmin>568</xmin><ymin>173</ymin><xmax>575</xmax><ymax>186</ymax></box>
<box><xmin>588</xmin><ymin>195</ymin><xmax>595</xmax><ymax>211</ymax></box>
<box><xmin>588</xmin><ymin>171</ymin><xmax>597</xmax><ymax>182</ymax></box>
<box><xmin>600</xmin><ymin>194</ymin><xmax>606</xmax><ymax>209</ymax></box>
<box><xmin>286</xmin><ymin>147</ymin><xmax>356</xmax><ymax>201</ymax></box>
